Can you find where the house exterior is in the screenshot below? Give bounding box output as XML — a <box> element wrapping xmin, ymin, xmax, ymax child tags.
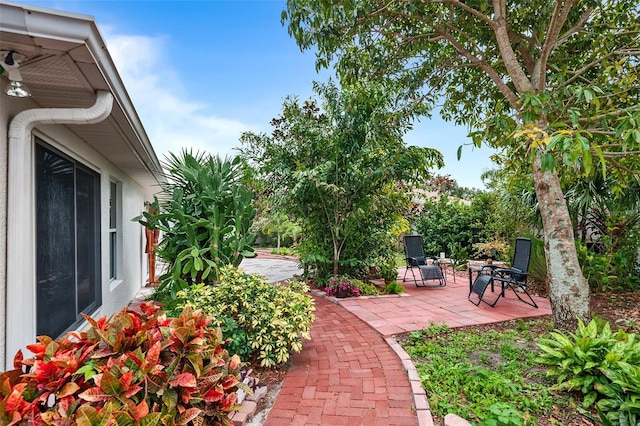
<box><xmin>0</xmin><ymin>2</ymin><xmax>164</xmax><ymax>370</ymax></box>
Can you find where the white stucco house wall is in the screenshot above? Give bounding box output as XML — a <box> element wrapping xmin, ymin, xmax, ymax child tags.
<box><xmin>0</xmin><ymin>2</ymin><xmax>164</xmax><ymax>370</ymax></box>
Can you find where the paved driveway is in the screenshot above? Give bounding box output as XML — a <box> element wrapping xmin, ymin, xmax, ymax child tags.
<box><xmin>239</xmin><ymin>256</ymin><xmax>302</xmax><ymax>283</ymax></box>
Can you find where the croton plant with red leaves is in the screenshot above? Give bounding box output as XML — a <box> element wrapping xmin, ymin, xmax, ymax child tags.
<box><xmin>0</xmin><ymin>303</ymin><xmax>248</xmax><ymax>425</ymax></box>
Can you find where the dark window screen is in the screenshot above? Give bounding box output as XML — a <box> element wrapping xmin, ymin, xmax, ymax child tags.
<box><xmin>35</xmin><ymin>142</ymin><xmax>101</xmax><ymax>338</ymax></box>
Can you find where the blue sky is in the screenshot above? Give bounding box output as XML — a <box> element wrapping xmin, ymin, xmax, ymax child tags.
<box><xmin>20</xmin><ymin>0</ymin><xmax>496</xmax><ymax>189</ymax></box>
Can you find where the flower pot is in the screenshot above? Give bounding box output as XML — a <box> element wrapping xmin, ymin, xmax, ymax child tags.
<box><xmin>336</xmin><ymin>289</ymin><xmax>349</xmax><ymax>298</ymax></box>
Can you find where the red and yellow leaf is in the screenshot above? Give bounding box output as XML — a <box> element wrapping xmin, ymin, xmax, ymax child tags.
<box><xmin>75</xmin><ymin>405</ymin><xmax>100</xmax><ymax>426</ymax></box>
<box><xmin>119</xmin><ymin>370</ymin><xmax>133</xmax><ymax>389</ymax></box>
<box><xmin>169</xmin><ymin>372</ymin><xmax>197</xmax><ymax>388</ymax></box>
<box><xmin>203</xmin><ymin>387</ymin><xmax>223</xmax><ymax>402</ymax></box>
<box><xmin>134</xmin><ymin>400</ymin><xmax>150</xmax><ymax>421</ymax></box>
<box><xmin>99</xmin><ymin>371</ymin><xmax>122</xmax><ymax>396</ymax></box>
<box><xmin>57</xmin><ymin>382</ymin><xmax>80</xmax><ymax>398</ymax></box>
<box><xmin>175</xmin><ymin>407</ymin><xmax>201</xmax><ymax>425</ymax></box>
<box><xmin>78</xmin><ymin>387</ymin><xmax>110</xmax><ymax>402</ymax></box>
<box><xmin>229</xmin><ymin>354</ymin><xmax>241</xmax><ymax>370</ymax></box>
<box><xmin>11</xmin><ymin>350</ymin><xmax>24</xmax><ymax>370</ymax></box>
<box><xmin>145</xmin><ymin>341</ymin><xmax>161</xmax><ymax>368</ymax></box>
<box><xmin>124</xmin><ymin>385</ymin><xmax>142</xmax><ymax>399</ymax></box>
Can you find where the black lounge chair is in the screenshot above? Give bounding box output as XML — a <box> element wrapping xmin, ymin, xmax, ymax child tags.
<box><xmin>402</xmin><ymin>235</ymin><xmax>446</xmax><ymax>288</ymax></box>
<box><xmin>468</xmin><ymin>237</ymin><xmax>537</xmax><ymax>308</ymax></box>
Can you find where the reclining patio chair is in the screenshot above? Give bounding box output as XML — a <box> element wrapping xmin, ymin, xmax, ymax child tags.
<box><xmin>402</xmin><ymin>235</ymin><xmax>446</xmax><ymax>288</ymax></box>
<box><xmin>468</xmin><ymin>237</ymin><xmax>537</xmax><ymax>308</ymax></box>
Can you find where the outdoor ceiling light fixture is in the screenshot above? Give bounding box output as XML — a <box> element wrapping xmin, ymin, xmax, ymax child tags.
<box><xmin>0</xmin><ymin>50</ymin><xmax>32</xmax><ymax>97</ymax></box>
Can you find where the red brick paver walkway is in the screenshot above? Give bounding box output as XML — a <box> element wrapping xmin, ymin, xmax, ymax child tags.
<box><xmin>264</xmin><ymin>293</ymin><xmax>417</xmax><ymax>426</ymax></box>
<box><xmin>339</xmin><ymin>270</ymin><xmax>552</xmax><ymax>338</ymax></box>
<box><xmin>263</xmin><ymin>265</ymin><xmax>552</xmax><ymax>426</ymax></box>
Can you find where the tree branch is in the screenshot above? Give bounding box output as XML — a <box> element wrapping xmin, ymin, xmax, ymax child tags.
<box><xmin>562</xmin><ymin>50</ymin><xmax>621</xmax><ymax>88</ymax></box>
<box><xmin>534</xmin><ymin>0</ymin><xmax>576</xmax><ymax>88</ymax></box>
<box><xmin>585</xmin><ymin>130</ymin><xmax>616</xmax><ymax>136</ymax></box>
<box><xmin>508</xmin><ymin>29</ymin><xmax>538</xmax><ymax>75</ymax></box>
<box><xmin>437</xmin><ymin>28</ymin><xmax>520</xmax><ymax>107</ymax></box>
<box><xmin>607</xmin><ymin>157</ymin><xmax>640</xmax><ymax>175</ymax></box>
<box><xmin>432</xmin><ymin>0</ymin><xmax>494</xmax><ymax>26</ymax></box>
<box><xmin>491</xmin><ymin>0</ymin><xmax>533</xmax><ymax>93</ymax></box>
<box><xmin>578</xmin><ymin>105</ymin><xmax>639</xmax><ymax>124</ymax></box>
<box><xmin>553</xmin><ymin>6</ymin><xmax>594</xmax><ymax>47</ymax></box>
<box><xmin>601</xmin><ymin>151</ymin><xmax>640</xmax><ymax>157</ymax></box>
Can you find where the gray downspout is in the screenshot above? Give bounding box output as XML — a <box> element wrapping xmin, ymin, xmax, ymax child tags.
<box><xmin>4</xmin><ymin>90</ymin><xmax>113</xmax><ymax>370</ymax></box>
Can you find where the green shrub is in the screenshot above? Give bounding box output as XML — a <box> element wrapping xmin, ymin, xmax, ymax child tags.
<box><xmin>384</xmin><ymin>281</ymin><xmax>406</xmax><ymax>294</ymax></box>
<box><xmin>524</xmin><ymin>235</ymin><xmax>547</xmax><ymax>286</ymax></box>
<box><xmin>448</xmin><ymin>241</ymin><xmax>470</xmax><ymax>271</ymax></box>
<box><xmin>0</xmin><ymin>304</ymin><xmax>246</xmax><ymax>425</ymax></box>
<box><xmin>270</xmin><ymin>246</ymin><xmax>297</xmax><ymax>256</ymax></box>
<box><xmin>375</xmin><ymin>255</ymin><xmax>399</xmax><ymax>282</ymax></box>
<box><xmin>356</xmin><ymin>279</ymin><xmax>380</xmax><ymax>296</ymax></box>
<box><xmin>595</xmin><ymin>362</ymin><xmax>640</xmax><ymax>426</ymax></box>
<box><xmin>575</xmin><ymin>241</ymin><xmax>618</xmax><ymax>291</ymax></box>
<box><xmin>173</xmin><ymin>266</ymin><xmax>315</xmax><ymax>367</ymax></box>
<box><xmin>135</xmin><ymin>151</ymin><xmax>256</xmax><ymax>295</ymax></box>
<box><xmin>536</xmin><ymin>318</ymin><xmax>640</xmax><ymax>420</ymax></box>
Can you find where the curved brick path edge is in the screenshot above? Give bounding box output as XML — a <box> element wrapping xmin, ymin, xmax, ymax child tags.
<box><xmin>263</xmin><ymin>293</ymin><xmax>429</xmax><ymax>426</ymax></box>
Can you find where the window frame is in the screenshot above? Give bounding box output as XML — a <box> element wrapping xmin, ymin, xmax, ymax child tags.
<box><xmin>109</xmin><ymin>180</ymin><xmax>120</xmax><ymax>281</ymax></box>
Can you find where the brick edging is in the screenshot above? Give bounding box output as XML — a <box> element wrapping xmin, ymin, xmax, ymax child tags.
<box><xmin>384</xmin><ymin>336</ymin><xmax>435</xmax><ymax>426</ymax></box>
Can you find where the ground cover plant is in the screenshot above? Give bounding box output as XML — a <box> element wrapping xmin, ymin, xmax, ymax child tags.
<box><xmin>159</xmin><ymin>266</ymin><xmax>315</xmax><ymax>368</ymax></box>
<box><xmin>536</xmin><ymin>318</ymin><xmax>640</xmax><ymax>426</ymax></box>
<box><xmin>269</xmin><ymin>246</ymin><xmax>296</xmax><ymax>256</ymax></box>
<box><xmin>400</xmin><ymin>320</ymin><xmax>567</xmax><ymax>425</ymax></box>
<box><xmin>0</xmin><ymin>303</ymin><xmax>246</xmax><ymax>426</ymax></box>
<box><xmin>398</xmin><ymin>293</ymin><xmax>640</xmax><ymax>426</ymax></box>
<box><xmin>383</xmin><ymin>280</ymin><xmax>405</xmax><ymax>295</ymax></box>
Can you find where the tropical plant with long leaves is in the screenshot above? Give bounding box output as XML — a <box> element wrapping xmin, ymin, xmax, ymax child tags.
<box><xmin>136</xmin><ymin>150</ymin><xmax>256</xmax><ymax>294</ymax></box>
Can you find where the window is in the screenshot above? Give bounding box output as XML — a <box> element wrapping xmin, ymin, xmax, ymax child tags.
<box><xmin>109</xmin><ymin>181</ymin><xmax>118</xmax><ymax>280</ymax></box>
<box><xmin>35</xmin><ymin>140</ymin><xmax>101</xmax><ymax>338</ymax></box>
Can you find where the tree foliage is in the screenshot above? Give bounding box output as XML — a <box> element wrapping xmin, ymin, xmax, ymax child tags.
<box><xmin>426</xmin><ymin>174</ymin><xmax>481</xmax><ymax>200</ymax></box>
<box><xmin>415</xmin><ymin>191</ymin><xmax>514</xmax><ymax>261</ymax></box>
<box><xmin>485</xmin><ymin>162</ymin><xmax>640</xmax><ymax>291</ymax></box>
<box><xmin>283</xmin><ymin>0</ymin><xmax>640</xmax><ymax>328</ymax></box>
<box><xmin>239</xmin><ymin>81</ymin><xmax>443</xmax><ymax>277</ymax></box>
<box><xmin>136</xmin><ymin>151</ymin><xmax>256</xmax><ymax>294</ymax></box>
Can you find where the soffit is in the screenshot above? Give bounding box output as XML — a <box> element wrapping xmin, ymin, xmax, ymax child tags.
<box><xmin>0</xmin><ymin>2</ymin><xmax>163</xmax><ymax>190</ymax></box>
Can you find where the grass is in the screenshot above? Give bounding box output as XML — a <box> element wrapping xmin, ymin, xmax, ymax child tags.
<box><xmin>399</xmin><ymin>319</ymin><xmax>584</xmax><ymax>425</ymax></box>
<box><xmin>268</xmin><ymin>246</ymin><xmax>297</xmax><ymax>256</ymax></box>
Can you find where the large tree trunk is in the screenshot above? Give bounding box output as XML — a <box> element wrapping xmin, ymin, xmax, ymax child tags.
<box><xmin>533</xmin><ymin>150</ymin><xmax>591</xmax><ymax>330</ymax></box>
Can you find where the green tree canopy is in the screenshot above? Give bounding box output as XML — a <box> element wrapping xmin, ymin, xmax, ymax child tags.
<box><xmin>239</xmin><ymin>81</ymin><xmax>443</xmax><ymax>277</ymax></box>
<box><xmin>283</xmin><ymin>0</ymin><xmax>640</xmax><ymax>328</ymax></box>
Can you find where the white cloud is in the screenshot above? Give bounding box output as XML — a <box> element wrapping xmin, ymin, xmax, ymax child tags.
<box><xmin>99</xmin><ymin>28</ymin><xmax>492</xmax><ymax>188</ymax></box>
<box><xmin>102</xmin><ymin>30</ymin><xmax>253</xmax><ymax>160</ymax></box>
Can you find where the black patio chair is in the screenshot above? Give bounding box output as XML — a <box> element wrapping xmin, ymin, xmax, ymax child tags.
<box><xmin>468</xmin><ymin>237</ymin><xmax>537</xmax><ymax>308</ymax></box>
<box><xmin>402</xmin><ymin>235</ymin><xmax>446</xmax><ymax>288</ymax></box>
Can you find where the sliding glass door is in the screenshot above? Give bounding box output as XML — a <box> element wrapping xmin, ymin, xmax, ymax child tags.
<box><xmin>35</xmin><ymin>141</ymin><xmax>101</xmax><ymax>338</ymax></box>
